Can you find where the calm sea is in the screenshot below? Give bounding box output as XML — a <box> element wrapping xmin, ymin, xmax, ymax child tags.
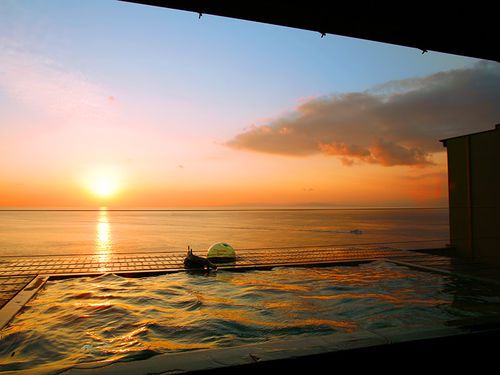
<box><xmin>0</xmin><ymin>209</ymin><xmax>449</xmax><ymax>257</ymax></box>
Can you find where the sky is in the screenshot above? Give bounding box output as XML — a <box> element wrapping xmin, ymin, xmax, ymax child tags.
<box><xmin>1</xmin><ymin>0</ymin><xmax>499</xmax><ymax>209</ymax></box>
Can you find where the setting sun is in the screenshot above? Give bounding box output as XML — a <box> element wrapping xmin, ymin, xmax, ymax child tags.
<box><xmin>81</xmin><ymin>165</ymin><xmax>124</xmax><ymax>201</ymax></box>
<box><xmin>90</xmin><ymin>178</ymin><xmax>118</xmax><ymax>198</ymax></box>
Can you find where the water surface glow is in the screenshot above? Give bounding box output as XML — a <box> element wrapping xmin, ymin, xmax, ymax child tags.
<box><xmin>95</xmin><ymin>208</ymin><xmax>112</xmax><ymax>271</ymax></box>
<box><xmin>1</xmin><ymin>261</ymin><xmax>500</xmax><ymax>374</ymax></box>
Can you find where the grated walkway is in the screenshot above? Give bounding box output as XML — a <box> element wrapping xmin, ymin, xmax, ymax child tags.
<box><xmin>0</xmin><ymin>247</ymin><xmax>440</xmax><ymax>278</ymax></box>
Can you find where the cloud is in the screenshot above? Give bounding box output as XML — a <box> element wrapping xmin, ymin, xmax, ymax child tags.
<box><xmin>227</xmin><ymin>62</ymin><xmax>500</xmax><ymax>167</ymax></box>
<box><xmin>319</xmin><ymin>138</ymin><xmax>434</xmax><ymax>167</ymax></box>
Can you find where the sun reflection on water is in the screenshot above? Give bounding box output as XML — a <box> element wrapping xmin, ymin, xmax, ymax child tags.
<box><xmin>96</xmin><ymin>207</ymin><xmax>112</xmax><ymax>271</ymax></box>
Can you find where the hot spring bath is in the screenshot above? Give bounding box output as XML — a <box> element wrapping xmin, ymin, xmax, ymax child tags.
<box><xmin>1</xmin><ymin>261</ymin><xmax>500</xmax><ymax>374</ymax></box>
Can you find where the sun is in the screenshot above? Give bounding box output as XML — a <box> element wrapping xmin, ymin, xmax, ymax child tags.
<box><xmin>82</xmin><ymin>165</ymin><xmax>124</xmax><ymax>201</ymax></box>
<box><xmin>91</xmin><ymin>178</ymin><xmax>118</xmax><ymax>198</ymax></box>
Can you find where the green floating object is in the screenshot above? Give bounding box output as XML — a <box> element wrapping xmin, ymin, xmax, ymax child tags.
<box><xmin>207</xmin><ymin>242</ymin><xmax>236</xmax><ymax>263</ymax></box>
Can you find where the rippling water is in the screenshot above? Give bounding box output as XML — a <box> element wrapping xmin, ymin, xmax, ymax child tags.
<box><xmin>0</xmin><ymin>208</ymin><xmax>449</xmax><ymax>256</ymax></box>
<box><xmin>2</xmin><ymin>261</ymin><xmax>500</xmax><ymax>374</ymax></box>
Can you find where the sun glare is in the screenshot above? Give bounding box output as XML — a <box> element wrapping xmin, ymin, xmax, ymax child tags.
<box><xmin>82</xmin><ymin>165</ymin><xmax>124</xmax><ymax>201</ymax></box>
<box><xmin>91</xmin><ymin>178</ymin><xmax>118</xmax><ymax>198</ymax></box>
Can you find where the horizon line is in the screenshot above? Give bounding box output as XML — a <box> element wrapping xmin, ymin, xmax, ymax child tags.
<box><xmin>0</xmin><ymin>206</ymin><xmax>448</xmax><ymax>211</ymax></box>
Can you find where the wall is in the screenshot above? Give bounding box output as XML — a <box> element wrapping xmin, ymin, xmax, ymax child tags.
<box><xmin>444</xmin><ymin>125</ymin><xmax>500</xmax><ymax>259</ymax></box>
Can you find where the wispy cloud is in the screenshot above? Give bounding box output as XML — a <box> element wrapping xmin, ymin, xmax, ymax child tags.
<box><xmin>0</xmin><ymin>39</ymin><xmax>116</xmax><ymax>124</ymax></box>
<box><xmin>227</xmin><ymin>62</ymin><xmax>500</xmax><ymax>167</ymax></box>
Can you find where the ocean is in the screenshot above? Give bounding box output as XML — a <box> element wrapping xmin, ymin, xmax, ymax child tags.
<box><xmin>0</xmin><ymin>208</ymin><xmax>449</xmax><ymax>256</ymax></box>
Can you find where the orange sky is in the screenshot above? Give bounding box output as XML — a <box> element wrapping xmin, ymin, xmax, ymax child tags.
<box><xmin>0</xmin><ymin>147</ymin><xmax>449</xmax><ymax>208</ymax></box>
<box><xmin>2</xmin><ymin>1</ymin><xmax>492</xmax><ymax>209</ymax></box>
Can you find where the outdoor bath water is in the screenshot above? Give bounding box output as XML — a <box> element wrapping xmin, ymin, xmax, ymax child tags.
<box><xmin>2</xmin><ymin>261</ymin><xmax>500</xmax><ymax>374</ymax></box>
